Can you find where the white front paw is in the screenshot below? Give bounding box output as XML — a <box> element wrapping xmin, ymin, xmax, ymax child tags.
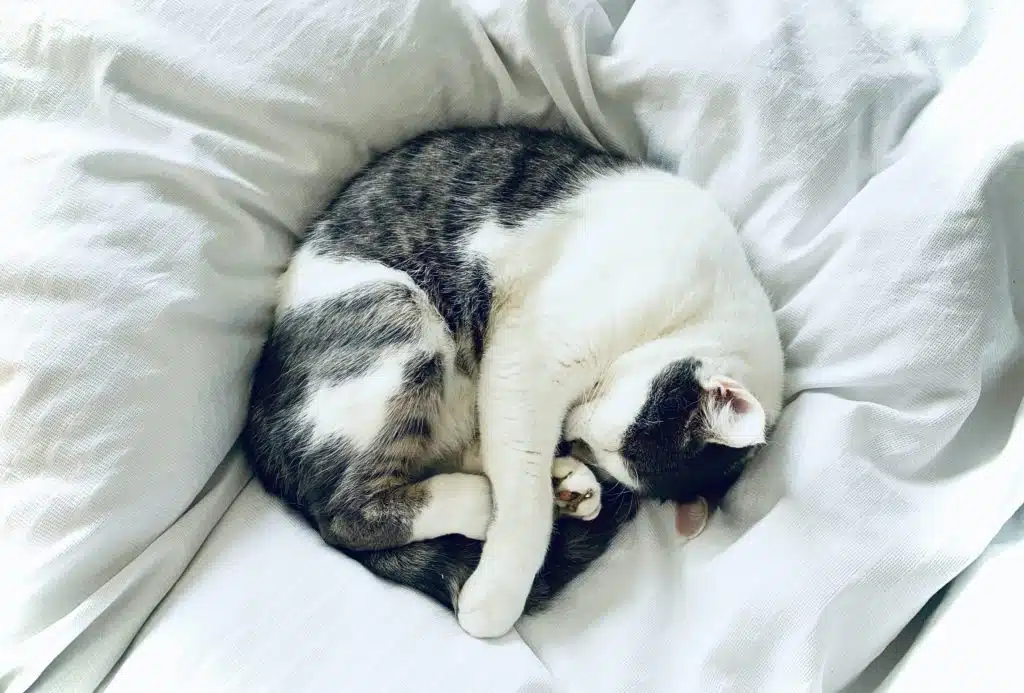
<box><xmin>552</xmin><ymin>456</ymin><xmax>602</xmax><ymax>521</ymax></box>
<box><xmin>456</xmin><ymin>571</ymin><xmax>528</xmax><ymax>639</ymax></box>
<box><xmin>457</xmin><ymin>481</ymin><xmax>493</xmax><ymax>541</ymax></box>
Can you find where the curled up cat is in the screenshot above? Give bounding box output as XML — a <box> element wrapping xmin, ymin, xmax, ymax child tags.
<box><xmin>242</xmin><ymin>126</ymin><xmax>784</xmax><ymax>639</ymax></box>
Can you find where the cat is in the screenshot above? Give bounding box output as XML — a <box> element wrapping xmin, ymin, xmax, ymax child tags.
<box><xmin>242</xmin><ymin>125</ymin><xmax>784</xmax><ymax>639</ymax></box>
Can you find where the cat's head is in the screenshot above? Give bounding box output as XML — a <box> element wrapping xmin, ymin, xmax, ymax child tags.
<box><xmin>564</xmin><ymin>355</ymin><xmax>770</xmax><ymax>505</ymax></box>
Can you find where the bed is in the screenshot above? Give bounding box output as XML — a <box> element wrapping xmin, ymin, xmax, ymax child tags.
<box><xmin>2</xmin><ymin>1</ymin><xmax>1022</xmax><ymax>691</ymax></box>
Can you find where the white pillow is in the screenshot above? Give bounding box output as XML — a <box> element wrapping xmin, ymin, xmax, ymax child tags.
<box><xmin>0</xmin><ymin>0</ymin><xmax>555</xmax><ymax>689</ymax></box>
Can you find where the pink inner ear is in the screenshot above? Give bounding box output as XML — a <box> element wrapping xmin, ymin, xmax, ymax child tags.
<box><xmin>704</xmin><ymin>376</ymin><xmax>767</xmax><ymax>448</ymax></box>
<box><xmin>716</xmin><ymin>378</ymin><xmax>757</xmax><ymax>411</ymax></box>
<box><xmin>716</xmin><ymin>383</ymin><xmax>749</xmax><ymax>414</ymax></box>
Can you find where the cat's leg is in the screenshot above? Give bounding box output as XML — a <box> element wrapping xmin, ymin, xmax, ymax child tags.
<box><xmin>461</xmin><ymin>445</ymin><xmax>602</xmax><ymax>521</ymax></box>
<box><xmin>319</xmin><ymin>471</ymin><xmax>493</xmax><ymax>550</ymax></box>
<box><xmin>323</xmin><ymin>351</ymin><xmax>492</xmax><ymax>548</ymax></box>
<box><xmin>455</xmin><ymin>315</ymin><xmax>597</xmax><ymax>638</ymax></box>
<box><xmin>408</xmin><ymin>473</ymin><xmax>493</xmax><ymax>542</ymax></box>
<box><xmin>295</xmin><ymin>271</ymin><xmax>494</xmax><ymax>550</ymax></box>
<box><xmin>552</xmin><ymin>456</ymin><xmax>602</xmax><ymax>521</ymax></box>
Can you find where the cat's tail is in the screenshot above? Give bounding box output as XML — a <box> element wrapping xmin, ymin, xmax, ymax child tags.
<box><xmin>345</xmin><ymin>478</ymin><xmax>639</xmax><ymax>616</ymax></box>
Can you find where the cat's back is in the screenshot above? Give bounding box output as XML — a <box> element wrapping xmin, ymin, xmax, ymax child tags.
<box><xmin>306</xmin><ymin>126</ymin><xmax>627</xmax><ymax>256</ymax></box>
<box><xmin>291</xmin><ymin>126</ymin><xmax>629</xmax><ymax>339</ymax></box>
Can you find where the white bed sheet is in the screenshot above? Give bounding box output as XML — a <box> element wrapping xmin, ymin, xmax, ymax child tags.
<box><xmin>110</xmin><ymin>2</ymin><xmax>1024</xmax><ymax>692</ymax></box>
<box><xmin>878</xmin><ymin>504</ymin><xmax>1024</xmax><ymax>693</ymax></box>
<box><xmin>6</xmin><ymin>1</ymin><xmax>1023</xmax><ymax>692</ymax></box>
<box><xmin>105</xmin><ymin>465</ymin><xmax>555</xmax><ymax>693</ymax></box>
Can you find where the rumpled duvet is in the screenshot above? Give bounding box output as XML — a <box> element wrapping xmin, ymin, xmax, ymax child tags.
<box><xmin>2</xmin><ymin>1</ymin><xmax>1021</xmax><ymax>692</ymax></box>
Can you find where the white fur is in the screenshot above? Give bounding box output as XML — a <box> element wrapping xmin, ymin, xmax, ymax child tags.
<box><xmin>410</xmin><ymin>473</ymin><xmax>492</xmax><ymax>542</ymax></box>
<box><xmin>278</xmin><ymin>248</ymin><xmax>415</xmax><ymax>313</ymax></box>
<box><xmin>304</xmin><ymin>355</ymin><xmax>407</xmax><ymax>449</ymax></box>
<box><xmin>456</xmin><ymin>169</ymin><xmax>784</xmax><ymax>638</ymax></box>
<box><xmin>703</xmin><ymin>376</ymin><xmax>768</xmax><ymax>448</ymax></box>
<box><xmin>564</xmin><ymin>387</ymin><xmax>644</xmax><ymax>489</ymax></box>
<box><xmin>552</xmin><ymin>456</ymin><xmax>602</xmax><ymax>521</ymax></box>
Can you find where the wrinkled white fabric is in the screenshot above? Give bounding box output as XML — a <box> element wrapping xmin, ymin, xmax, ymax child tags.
<box><xmin>1</xmin><ymin>1</ymin><xmax>1021</xmax><ymax>692</ymax></box>
<box><xmin>876</xmin><ymin>504</ymin><xmax>1024</xmax><ymax>693</ymax></box>
<box><xmin>1</xmin><ymin>1</ymin><xmax>533</xmax><ymax>690</ymax></box>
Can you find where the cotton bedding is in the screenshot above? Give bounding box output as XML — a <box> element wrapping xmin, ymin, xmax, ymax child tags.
<box><xmin>2</xmin><ymin>1</ymin><xmax>1022</xmax><ymax>692</ymax></box>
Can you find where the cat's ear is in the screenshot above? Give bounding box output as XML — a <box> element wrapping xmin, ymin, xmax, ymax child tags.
<box><xmin>702</xmin><ymin>376</ymin><xmax>766</xmax><ymax>448</ymax></box>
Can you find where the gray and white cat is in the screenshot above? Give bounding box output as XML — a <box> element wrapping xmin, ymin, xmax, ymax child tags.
<box><xmin>243</xmin><ymin>126</ymin><xmax>784</xmax><ymax>639</ymax></box>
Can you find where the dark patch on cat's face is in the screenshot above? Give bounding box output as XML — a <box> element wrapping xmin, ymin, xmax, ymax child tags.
<box><xmin>619</xmin><ymin>358</ymin><xmax>752</xmax><ymax>504</ymax></box>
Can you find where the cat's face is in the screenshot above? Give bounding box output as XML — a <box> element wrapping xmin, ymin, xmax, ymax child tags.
<box><xmin>564</xmin><ymin>356</ymin><xmax>767</xmax><ymax>504</ymax></box>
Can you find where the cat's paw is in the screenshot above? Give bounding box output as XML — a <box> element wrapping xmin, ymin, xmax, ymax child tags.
<box><xmin>552</xmin><ymin>455</ymin><xmax>602</xmax><ymax>521</ymax></box>
<box><xmin>456</xmin><ymin>570</ymin><xmax>527</xmax><ymax>639</ymax></box>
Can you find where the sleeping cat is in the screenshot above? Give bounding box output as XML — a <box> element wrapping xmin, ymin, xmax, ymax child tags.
<box><xmin>243</xmin><ymin>126</ymin><xmax>784</xmax><ymax>639</ymax></box>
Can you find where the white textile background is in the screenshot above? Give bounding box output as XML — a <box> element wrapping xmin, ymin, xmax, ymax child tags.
<box><xmin>1</xmin><ymin>1</ymin><xmax>1021</xmax><ymax>692</ymax></box>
